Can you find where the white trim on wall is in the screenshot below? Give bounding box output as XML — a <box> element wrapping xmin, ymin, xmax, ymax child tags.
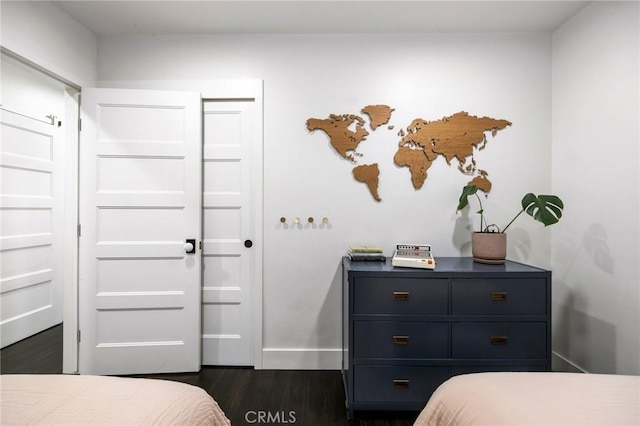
<box><xmin>262</xmin><ymin>348</ymin><xmax>342</xmax><ymax>370</ymax></box>
<box><xmin>1</xmin><ymin>47</ymin><xmax>81</xmax><ymax>91</ymax></box>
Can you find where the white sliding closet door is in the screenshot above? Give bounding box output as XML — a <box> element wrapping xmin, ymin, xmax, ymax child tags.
<box><xmin>78</xmin><ymin>88</ymin><xmax>202</xmax><ymax>375</ymax></box>
<box><xmin>0</xmin><ymin>109</ymin><xmax>64</xmax><ymax>348</ymax></box>
<box><xmin>202</xmin><ymin>100</ymin><xmax>256</xmax><ymax>366</ymax></box>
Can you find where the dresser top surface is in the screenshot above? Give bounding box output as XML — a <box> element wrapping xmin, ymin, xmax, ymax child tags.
<box><xmin>343</xmin><ymin>256</ymin><xmax>549</xmax><ymax>275</ymax></box>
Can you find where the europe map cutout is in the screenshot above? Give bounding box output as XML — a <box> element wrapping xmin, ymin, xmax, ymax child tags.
<box><xmin>306</xmin><ymin>105</ymin><xmax>511</xmax><ymax>202</ymax></box>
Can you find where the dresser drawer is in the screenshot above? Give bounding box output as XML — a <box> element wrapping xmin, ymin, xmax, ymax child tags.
<box><xmin>353</xmin><ymin>321</ymin><xmax>448</xmax><ymax>359</ymax></box>
<box><xmin>452</xmin><ymin>322</ymin><xmax>547</xmax><ymax>359</ymax></box>
<box><xmin>354</xmin><ymin>277</ymin><xmax>448</xmax><ymax>315</ymax></box>
<box><xmin>354</xmin><ymin>365</ymin><xmax>450</xmax><ymax>403</ymax></box>
<box><xmin>451</xmin><ymin>364</ymin><xmax>548</xmax><ymax>376</ymax></box>
<box><xmin>451</xmin><ymin>278</ymin><xmax>546</xmax><ymax>315</ymax></box>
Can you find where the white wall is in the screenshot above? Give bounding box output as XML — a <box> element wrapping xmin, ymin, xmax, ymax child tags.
<box><xmin>99</xmin><ymin>33</ymin><xmax>553</xmax><ymax>368</ymax></box>
<box><xmin>552</xmin><ymin>1</ymin><xmax>639</xmax><ymax>375</ymax></box>
<box><xmin>5</xmin><ymin>0</ymin><xmax>636</xmax><ymax>374</ymax></box>
<box><xmin>0</xmin><ymin>0</ymin><xmax>97</xmax><ymax>88</ymax></box>
<box><xmin>1</xmin><ymin>54</ymin><xmax>66</xmax><ymax>119</ymax></box>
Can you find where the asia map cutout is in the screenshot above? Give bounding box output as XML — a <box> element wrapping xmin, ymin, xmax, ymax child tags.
<box><xmin>306</xmin><ymin>105</ymin><xmax>511</xmax><ymax>202</ymax></box>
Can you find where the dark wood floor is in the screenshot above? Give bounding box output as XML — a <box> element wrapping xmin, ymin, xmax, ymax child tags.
<box><xmin>1</xmin><ymin>324</ymin><xmax>419</xmax><ymax>425</ymax></box>
<box><xmin>0</xmin><ymin>324</ymin><xmax>63</xmax><ymax>374</ymax></box>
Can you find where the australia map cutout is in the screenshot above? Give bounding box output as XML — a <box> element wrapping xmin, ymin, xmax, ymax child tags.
<box><xmin>306</xmin><ymin>105</ymin><xmax>511</xmax><ymax>201</ymax></box>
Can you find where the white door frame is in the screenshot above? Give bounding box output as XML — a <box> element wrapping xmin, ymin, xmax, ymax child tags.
<box><xmin>70</xmin><ymin>79</ymin><xmax>264</xmax><ymax>370</ymax></box>
<box><xmin>62</xmin><ymin>88</ymin><xmax>80</xmax><ymax>373</ymax></box>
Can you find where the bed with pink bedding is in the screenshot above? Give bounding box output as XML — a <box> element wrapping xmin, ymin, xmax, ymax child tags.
<box><xmin>415</xmin><ymin>372</ymin><xmax>639</xmax><ymax>426</ymax></box>
<box><xmin>0</xmin><ymin>374</ymin><xmax>230</xmax><ymax>425</ymax></box>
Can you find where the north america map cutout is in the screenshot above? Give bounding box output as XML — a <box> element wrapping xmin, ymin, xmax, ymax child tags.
<box><xmin>306</xmin><ymin>105</ymin><xmax>511</xmax><ymax>201</ymax></box>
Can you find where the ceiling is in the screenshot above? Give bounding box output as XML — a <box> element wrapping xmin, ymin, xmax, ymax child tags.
<box><xmin>52</xmin><ymin>1</ymin><xmax>591</xmax><ymax>36</ymax></box>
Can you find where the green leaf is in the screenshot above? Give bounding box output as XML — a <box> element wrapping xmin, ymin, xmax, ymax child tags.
<box><xmin>456</xmin><ymin>185</ymin><xmax>478</xmax><ymax>212</ymax></box>
<box><xmin>521</xmin><ymin>193</ymin><xmax>564</xmax><ymax>226</ymax></box>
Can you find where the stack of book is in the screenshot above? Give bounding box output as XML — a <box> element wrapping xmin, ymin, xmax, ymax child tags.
<box><xmin>348</xmin><ymin>245</ymin><xmax>385</xmax><ymax>261</ymax></box>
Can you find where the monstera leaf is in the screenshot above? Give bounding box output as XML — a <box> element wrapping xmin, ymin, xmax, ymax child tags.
<box><xmin>456</xmin><ymin>185</ymin><xmax>479</xmax><ymax>212</ymax></box>
<box><xmin>456</xmin><ymin>185</ymin><xmax>488</xmax><ymax>232</ymax></box>
<box><xmin>456</xmin><ymin>184</ymin><xmax>564</xmax><ymax>233</ymax></box>
<box><xmin>521</xmin><ymin>193</ymin><xmax>564</xmax><ymax>226</ymax></box>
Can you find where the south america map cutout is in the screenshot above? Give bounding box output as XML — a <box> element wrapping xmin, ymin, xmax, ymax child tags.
<box><xmin>306</xmin><ymin>106</ymin><xmax>511</xmax><ymax>202</ymax></box>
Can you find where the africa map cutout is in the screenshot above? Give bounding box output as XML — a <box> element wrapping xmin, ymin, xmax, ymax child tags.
<box><xmin>306</xmin><ymin>105</ymin><xmax>511</xmax><ymax>202</ymax></box>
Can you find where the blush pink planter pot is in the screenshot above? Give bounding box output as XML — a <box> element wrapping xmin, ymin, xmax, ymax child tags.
<box><xmin>471</xmin><ymin>232</ymin><xmax>507</xmax><ymax>264</ymax></box>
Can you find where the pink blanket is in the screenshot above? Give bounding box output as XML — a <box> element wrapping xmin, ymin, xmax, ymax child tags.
<box><xmin>415</xmin><ymin>372</ymin><xmax>639</xmax><ymax>426</ymax></box>
<box><xmin>1</xmin><ymin>374</ymin><xmax>230</xmax><ymax>425</ymax></box>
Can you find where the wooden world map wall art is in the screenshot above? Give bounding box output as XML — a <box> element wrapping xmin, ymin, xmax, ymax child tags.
<box><xmin>306</xmin><ymin>105</ymin><xmax>511</xmax><ymax>202</ymax></box>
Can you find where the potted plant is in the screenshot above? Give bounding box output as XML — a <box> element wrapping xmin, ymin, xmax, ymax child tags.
<box><xmin>456</xmin><ymin>185</ymin><xmax>564</xmax><ymax>263</ymax></box>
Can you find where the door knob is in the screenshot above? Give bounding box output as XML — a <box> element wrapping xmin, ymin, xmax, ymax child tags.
<box><xmin>244</xmin><ymin>240</ymin><xmax>253</xmax><ymax>248</ymax></box>
<box><xmin>184</xmin><ymin>239</ymin><xmax>196</xmax><ymax>254</ymax></box>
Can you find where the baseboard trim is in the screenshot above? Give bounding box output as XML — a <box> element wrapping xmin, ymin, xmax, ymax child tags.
<box><xmin>552</xmin><ymin>351</ymin><xmax>588</xmax><ymax>373</ymax></box>
<box><xmin>261</xmin><ymin>348</ymin><xmax>342</xmax><ymax>370</ymax></box>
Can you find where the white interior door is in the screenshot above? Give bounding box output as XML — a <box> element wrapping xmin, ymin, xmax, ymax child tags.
<box><xmin>202</xmin><ymin>100</ymin><xmax>256</xmax><ymax>366</ymax></box>
<box><xmin>78</xmin><ymin>88</ymin><xmax>202</xmax><ymax>375</ymax></box>
<box><xmin>0</xmin><ymin>109</ymin><xmax>64</xmax><ymax>348</ymax></box>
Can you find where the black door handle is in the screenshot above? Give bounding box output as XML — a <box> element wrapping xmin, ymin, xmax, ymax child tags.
<box><xmin>185</xmin><ymin>239</ymin><xmax>196</xmax><ymax>254</ymax></box>
<box><xmin>244</xmin><ymin>240</ymin><xmax>253</xmax><ymax>248</ymax></box>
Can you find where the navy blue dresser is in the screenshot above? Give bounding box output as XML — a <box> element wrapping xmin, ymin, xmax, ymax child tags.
<box><xmin>341</xmin><ymin>256</ymin><xmax>551</xmax><ymax>419</ymax></box>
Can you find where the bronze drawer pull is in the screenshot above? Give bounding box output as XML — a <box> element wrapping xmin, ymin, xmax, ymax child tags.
<box><xmin>393</xmin><ymin>291</ymin><xmax>410</xmax><ymax>301</ymax></box>
<box><xmin>490</xmin><ymin>336</ymin><xmax>508</xmax><ymax>345</ymax></box>
<box><xmin>491</xmin><ymin>292</ymin><xmax>507</xmax><ymax>301</ymax></box>
<box><xmin>392</xmin><ymin>379</ymin><xmax>410</xmax><ymax>389</ymax></box>
<box><xmin>392</xmin><ymin>335</ymin><xmax>410</xmax><ymax>345</ymax></box>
